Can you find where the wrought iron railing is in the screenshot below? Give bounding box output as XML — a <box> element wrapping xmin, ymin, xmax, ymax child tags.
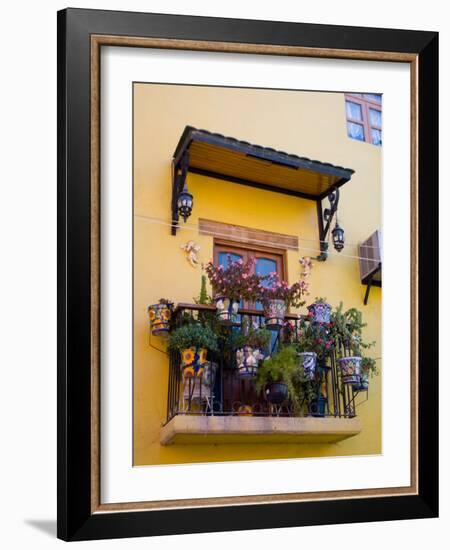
<box><xmin>165</xmin><ymin>303</ymin><xmax>367</xmax><ymax>423</ymax></box>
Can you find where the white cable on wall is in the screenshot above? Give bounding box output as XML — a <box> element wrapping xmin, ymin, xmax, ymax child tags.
<box><xmin>134</xmin><ymin>213</ymin><xmax>382</xmax><ymax>262</ymax></box>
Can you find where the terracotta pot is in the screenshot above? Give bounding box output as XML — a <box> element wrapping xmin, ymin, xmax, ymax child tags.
<box><xmin>148</xmin><ymin>302</ymin><xmax>173</xmax><ymax>336</ymax></box>
<box><xmin>307</xmin><ymin>301</ymin><xmax>332</xmax><ymax>324</ymax></box>
<box><xmin>338</xmin><ymin>356</ymin><xmax>362</xmax><ymax>385</ymax></box>
<box><xmin>298</xmin><ymin>351</ymin><xmax>317</xmax><ymax>381</ymax></box>
<box><xmin>180</xmin><ymin>347</ymin><xmax>208</xmax><ymax>378</ymax></box>
<box><xmin>214</xmin><ymin>296</ymin><xmax>240</xmax><ymax>324</ymax></box>
<box><xmin>264</xmin><ymin>382</ymin><xmax>288</xmax><ymax>404</ymax></box>
<box><xmin>263</xmin><ymin>299</ymin><xmax>287</xmax><ymax>330</ymax></box>
<box><xmin>236</xmin><ymin>346</ymin><xmax>264</xmax><ymax>378</ymax></box>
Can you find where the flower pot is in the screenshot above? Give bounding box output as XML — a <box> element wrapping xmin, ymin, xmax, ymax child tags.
<box><xmin>309</xmin><ymin>396</ymin><xmax>327</xmax><ymax>417</ymax></box>
<box><xmin>180</xmin><ymin>347</ymin><xmax>207</xmax><ymax>378</ymax></box>
<box><xmin>352</xmin><ymin>372</ymin><xmax>369</xmax><ymax>391</ymax></box>
<box><xmin>307</xmin><ymin>301</ymin><xmax>332</xmax><ymax>324</ymax></box>
<box><xmin>298</xmin><ymin>351</ymin><xmax>317</xmax><ymax>381</ymax></box>
<box><xmin>338</xmin><ymin>356</ymin><xmax>362</xmax><ymax>385</ymax></box>
<box><xmin>214</xmin><ymin>296</ymin><xmax>240</xmax><ymax>325</ymax></box>
<box><xmin>201</xmin><ymin>361</ymin><xmax>217</xmax><ymax>390</ymax></box>
<box><xmin>148</xmin><ymin>302</ymin><xmax>173</xmax><ymax>336</ymax></box>
<box><xmin>264</xmin><ymin>382</ymin><xmax>288</xmax><ymax>405</ymax></box>
<box><xmin>236</xmin><ymin>346</ymin><xmax>264</xmax><ymax>378</ymax></box>
<box><xmin>263</xmin><ymin>299</ymin><xmax>287</xmax><ymax>330</ymax></box>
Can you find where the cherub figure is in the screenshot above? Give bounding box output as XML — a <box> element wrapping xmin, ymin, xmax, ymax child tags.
<box><xmin>299</xmin><ymin>256</ymin><xmax>313</xmax><ymax>278</ymax></box>
<box><xmin>180</xmin><ymin>240</ymin><xmax>201</xmax><ymax>268</ymax></box>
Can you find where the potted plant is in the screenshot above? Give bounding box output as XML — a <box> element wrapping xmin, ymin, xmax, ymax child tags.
<box><xmin>294</xmin><ymin>317</ymin><xmax>335</xmax><ymax>378</ymax></box>
<box><xmin>147</xmin><ymin>298</ymin><xmax>174</xmax><ymax>336</ymax></box>
<box><xmin>353</xmin><ymin>356</ymin><xmax>378</xmax><ymax>391</ymax></box>
<box><xmin>167</xmin><ymin>323</ymin><xmax>218</xmax><ymax>379</ymax></box>
<box><xmin>255</xmin><ymin>345</ymin><xmax>314</xmax><ymax>411</ymax></box>
<box><xmin>330</xmin><ymin>303</ymin><xmax>376</xmax><ymax>386</ymax></box>
<box><xmin>235</xmin><ymin>324</ymin><xmax>272</xmax><ymax>379</ymax></box>
<box><xmin>260</xmin><ymin>272</ymin><xmax>309</xmax><ymax>331</ymax></box>
<box><xmin>307</xmin><ymin>297</ymin><xmax>332</xmax><ymax>324</ymax></box>
<box><xmin>205</xmin><ymin>256</ymin><xmax>261</xmax><ymax>324</ymax></box>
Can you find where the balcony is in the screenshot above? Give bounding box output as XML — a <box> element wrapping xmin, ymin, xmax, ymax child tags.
<box><xmin>161</xmin><ymin>304</ymin><xmax>366</xmax><ymax>446</ymax></box>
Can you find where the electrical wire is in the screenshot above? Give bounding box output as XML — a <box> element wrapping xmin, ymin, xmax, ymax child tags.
<box><xmin>134</xmin><ymin>214</ymin><xmax>382</xmax><ymax>262</ymax></box>
<box><xmin>136</xmin><ymin>214</ymin><xmax>381</xmax><ymax>249</ymax></box>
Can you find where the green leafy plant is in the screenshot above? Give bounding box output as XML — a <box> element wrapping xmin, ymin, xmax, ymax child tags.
<box><xmin>167</xmin><ymin>323</ymin><xmax>219</xmax><ymax>353</ymax></box>
<box><xmin>245</xmin><ymin>328</ymin><xmax>272</xmax><ymax>349</ymax></box>
<box><xmin>255</xmin><ymin>345</ymin><xmax>315</xmax><ymax>411</ymax></box>
<box><xmin>193</xmin><ymin>274</ymin><xmax>212</xmax><ymax>305</ymax></box>
<box><xmin>231</xmin><ymin>317</ymin><xmax>272</xmax><ymax>350</ymax></box>
<box><xmin>295</xmin><ymin>317</ymin><xmax>335</xmax><ymax>361</ymax></box>
<box><xmin>361</xmin><ymin>356</ymin><xmax>379</xmax><ymax>378</ymax></box>
<box><xmin>330</xmin><ymin>303</ymin><xmax>375</xmax><ymax>355</ymax></box>
<box><xmin>330</xmin><ymin>303</ymin><xmax>377</xmax><ymax>374</ymax></box>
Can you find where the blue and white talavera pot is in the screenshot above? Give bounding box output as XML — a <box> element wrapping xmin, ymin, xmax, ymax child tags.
<box><xmin>338</xmin><ymin>356</ymin><xmax>362</xmax><ymax>384</ymax></box>
<box><xmin>298</xmin><ymin>351</ymin><xmax>317</xmax><ymax>381</ymax></box>
<box><xmin>236</xmin><ymin>346</ymin><xmax>264</xmax><ymax>378</ymax></box>
<box><xmin>263</xmin><ymin>299</ymin><xmax>287</xmax><ymax>330</ymax></box>
<box><xmin>214</xmin><ymin>296</ymin><xmax>240</xmax><ymax>324</ymax></box>
<box><xmin>307</xmin><ymin>301</ymin><xmax>332</xmax><ymax>324</ymax></box>
<box><xmin>353</xmin><ymin>372</ymin><xmax>369</xmax><ymax>391</ymax></box>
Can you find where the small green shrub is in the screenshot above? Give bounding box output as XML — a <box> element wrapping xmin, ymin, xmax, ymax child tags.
<box><xmin>256</xmin><ymin>345</ymin><xmax>315</xmax><ymax>411</ymax></box>
<box><xmin>167</xmin><ymin>323</ymin><xmax>219</xmax><ymax>352</ymax></box>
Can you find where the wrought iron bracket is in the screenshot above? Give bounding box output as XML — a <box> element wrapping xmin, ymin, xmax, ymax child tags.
<box><xmin>171</xmin><ymin>151</ymin><xmax>189</xmax><ymax>235</ymax></box>
<box><xmin>316</xmin><ymin>187</ymin><xmax>340</xmax><ymax>261</ymax></box>
<box><xmin>362</xmin><ymin>265</ymin><xmax>382</xmax><ymax>305</ymax></box>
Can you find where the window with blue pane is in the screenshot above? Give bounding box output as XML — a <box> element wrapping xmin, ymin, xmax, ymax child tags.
<box><xmin>214</xmin><ymin>245</ymin><xmax>284</xmax><ymax>312</ymax></box>
<box><xmin>215</xmin><ymin>245</ymin><xmax>284</xmax><ymax>353</ymax></box>
<box><xmin>254</xmin><ymin>257</ymin><xmax>278</xmax><ymax>311</ymax></box>
<box><xmin>218</xmin><ymin>252</ymin><xmax>245</xmax><ymax>314</ymax></box>
<box><xmin>345</xmin><ymin>93</ymin><xmax>382</xmax><ymax>146</ymax></box>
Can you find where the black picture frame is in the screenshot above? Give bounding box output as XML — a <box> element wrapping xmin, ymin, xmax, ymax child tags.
<box><xmin>57</xmin><ymin>7</ymin><xmax>438</xmax><ymax>541</ymax></box>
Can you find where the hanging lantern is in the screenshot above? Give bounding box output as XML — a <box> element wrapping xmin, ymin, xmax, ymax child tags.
<box><xmin>177</xmin><ymin>185</ymin><xmax>193</xmax><ymax>223</ymax></box>
<box><xmin>332</xmin><ymin>221</ymin><xmax>345</xmax><ymax>252</ymax></box>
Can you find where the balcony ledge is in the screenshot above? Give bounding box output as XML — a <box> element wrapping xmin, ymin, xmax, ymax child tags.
<box><xmin>160</xmin><ymin>415</ymin><xmax>361</xmax><ymax>445</ymax></box>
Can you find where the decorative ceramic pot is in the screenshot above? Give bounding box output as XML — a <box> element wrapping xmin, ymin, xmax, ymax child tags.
<box><xmin>214</xmin><ymin>296</ymin><xmax>240</xmax><ymax>324</ymax></box>
<box><xmin>309</xmin><ymin>396</ymin><xmax>327</xmax><ymax>417</ymax></box>
<box><xmin>264</xmin><ymin>382</ymin><xmax>288</xmax><ymax>405</ymax></box>
<box><xmin>263</xmin><ymin>299</ymin><xmax>287</xmax><ymax>330</ymax></box>
<box><xmin>307</xmin><ymin>301</ymin><xmax>332</xmax><ymax>324</ymax></box>
<box><xmin>338</xmin><ymin>356</ymin><xmax>362</xmax><ymax>385</ymax></box>
<box><xmin>148</xmin><ymin>302</ymin><xmax>173</xmax><ymax>336</ymax></box>
<box><xmin>180</xmin><ymin>347</ymin><xmax>208</xmax><ymax>378</ymax></box>
<box><xmin>353</xmin><ymin>372</ymin><xmax>369</xmax><ymax>391</ymax></box>
<box><xmin>201</xmin><ymin>361</ymin><xmax>217</xmax><ymax>390</ymax></box>
<box><xmin>298</xmin><ymin>351</ymin><xmax>317</xmax><ymax>381</ymax></box>
<box><xmin>236</xmin><ymin>346</ymin><xmax>264</xmax><ymax>378</ymax></box>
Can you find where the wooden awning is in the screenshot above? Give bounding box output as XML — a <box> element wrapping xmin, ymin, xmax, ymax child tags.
<box><xmin>173</xmin><ymin>126</ymin><xmax>355</xmax><ymax>200</ymax></box>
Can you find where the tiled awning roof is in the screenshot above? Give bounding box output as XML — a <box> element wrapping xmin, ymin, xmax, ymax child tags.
<box><xmin>173</xmin><ymin>126</ymin><xmax>355</xmax><ymax>200</ymax></box>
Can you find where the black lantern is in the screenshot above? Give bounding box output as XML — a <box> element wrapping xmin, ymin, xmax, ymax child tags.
<box><xmin>332</xmin><ymin>221</ymin><xmax>345</xmax><ymax>252</ymax></box>
<box><xmin>177</xmin><ymin>184</ymin><xmax>193</xmax><ymax>223</ymax></box>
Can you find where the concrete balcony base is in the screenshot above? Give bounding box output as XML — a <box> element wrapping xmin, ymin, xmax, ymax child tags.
<box><xmin>160</xmin><ymin>415</ymin><xmax>361</xmax><ymax>445</ymax></box>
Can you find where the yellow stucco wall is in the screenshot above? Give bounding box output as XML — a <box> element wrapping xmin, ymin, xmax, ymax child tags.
<box><xmin>133</xmin><ymin>83</ymin><xmax>382</xmax><ymax>466</ymax></box>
